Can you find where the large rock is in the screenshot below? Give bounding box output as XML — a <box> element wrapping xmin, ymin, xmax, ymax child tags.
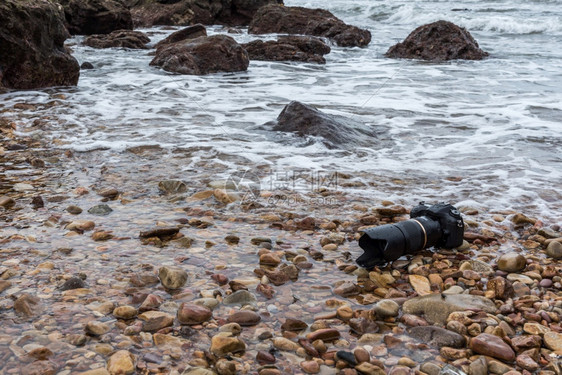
<box><xmin>57</xmin><ymin>0</ymin><xmax>133</xmax><ymax>35</ymax></box>
<box><xmin>402</xmin><ymin>293</ymin><xmax>497</xmax><ymax>325</ymax></box>
<box><xmin>130</xmin><ymin>0</ymin><xmax>282</xmax><ymax>28</ymax></box>
<box><xmin>83</xmin><ymin>30</ymin><xmax>150</xmax><ymax>49</ymax></box>
<box><xmin>242</xmin><ymin>36</ymin><xmax>330</xmax><ymax>64</ymax></box>
<box><xmin>0</xmin><ymin>0</ymin><xmax>80</xmax><ymax>89</ymax></box>
<box><xmin>150</xmin><ymin>35</ymin><xmax>249</xmax><ymax>75</ymax></box>
<box><xmin>262</xmin><ymin>101</ymin><xmax>381</xmax><ymax>149</ymax></box>
<box><xmin>385</xmin><ymin>20</ymin><xmax>488</xmax><ymax>61</ymax></box>
<box><xmin>249</xmin><ymin>5</ymin><xmax>371</xmax><ymax>47</ymax></box>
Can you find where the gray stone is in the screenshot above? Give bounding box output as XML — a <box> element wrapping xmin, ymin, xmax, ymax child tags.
<box><xmin>222</xmin><ymin>290</ymin><xmax>256</xmax><ymax>305</ymax></box>
<box><xmin>408</xmin><ymin>326</ymin><xmax>466</xmax><ymax>348</ymax></box>
<box><xmin>402</xmin><ymin>293</ymin><xmax>497</xmax><ymax>325</ymax></box>
<box><xmin>158</xmin><ymin>180</ymin><xmax>187</xmax><ymax>194</ymax></box>
<box><xmin>88</xmin><ymin>204</ymin><xmax>113</xmax><ymax>215</ymax></box>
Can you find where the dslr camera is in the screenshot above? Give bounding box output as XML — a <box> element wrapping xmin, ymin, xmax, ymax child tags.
<box><xmin>356</xmin><ymin>202</ymin><xmax>464</xmax><ymax>268</ymax></box>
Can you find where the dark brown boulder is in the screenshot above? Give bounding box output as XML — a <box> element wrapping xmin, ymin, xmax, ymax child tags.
<box><xmin>57</xmin><ymin>0</ymin><xmax>133</xmax><ymax>35</ymax></box>
<box><xmin>131</xmin><ymin>0</ymin><xmax>282</xmax><ymax>28</ymax></box>
<box><xmin>243</xmin><ymin>36</ymin><xmax>330</xmax><ymax>64</ymax></box>
<box><xmin>249</xmin><ymin>5</ymin><xmax>371</xmax><ymax>47</ymax></box>
<box><xmin>263</xmin><ymin>101</ymin><xmax>380</xmax><ymax>149</ymax></box>
<box><xmin>0</xmin><ymin>0</ymin><xmax>80</xmax><ymax>89</ymax></box>
<box><xmin>83</xmin><ymin>30</ymin><xmax>150</xmax><ymax>49</ymax></box>
<box><xmin>385</xmin><ymin>20</ymin><xmax>488</xmax><ymax>61</ymax></box>
<box><xmin>154</xmin><ymin>24</ymin><xmax>207</xmax><ymax>49</ymax></box>
<box><xmin>150</xmin><ymin>35</ymin><xmax>249</xmax><ymax>75</ymax></box>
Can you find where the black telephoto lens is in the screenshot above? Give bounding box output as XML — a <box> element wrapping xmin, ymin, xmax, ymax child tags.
<box><xmin>356</xmin><ymin>217</ymin><xmax>441</xmax><ymax>268</ymax></box>
<box><xmin>356</xmin><ymin>202</ymin><xmax>464</xmax><ymax>268</ymax></box>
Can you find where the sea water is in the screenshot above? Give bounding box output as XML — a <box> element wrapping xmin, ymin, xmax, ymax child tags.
<box><xmin>1</xmin><ymin>0</ymin><xmax>561</xmax><ymax>221</ymax></box>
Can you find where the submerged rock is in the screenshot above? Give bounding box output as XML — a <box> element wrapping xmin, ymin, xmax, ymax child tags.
<box><xmin>408</xmin><ymin>326</ymin><xmax>466</xmax><ymax>348</ymax></box>
<box><xmin>242</xmin><ymin>36</ymin><xmax>331</xmax><ymax>64</ymax></box>
<box><xmin>402</xmin><ymin>293</ymin><xmax>497</xmax><ymax>325</ymax></box>
<box><xmin>107</xmin><ymin>350</ymin><xmax>135</xmax><ymax>375</ymax></box>
<box><xmin>57</xmin><ymin>0</ymin><xmax>133</xmax><ymax>35</ymax></box>
<box><xmin>60</xmin><ymin>276</ymin><xmax>86</xmax><ymax>291</ymax></box>
<box><xmin>177</xmin><ymin>303</ymin><xmax>212</xmax><ymax>325</ymax></box>
<box><xmin>83</xmin><ymin>30</ymin><xmax>150</xmax><ymax>49</ymax></box>
<box><xmin>385</xmin><ymin>20</ymin><xmax>488</xmax><ymax>61</ymax></box>
<box><xmin>0</xmin><ymin>0</ymin><xmax>80</xmax><ymax>89</ymax></box>
<box><xmin>261</xmin><ymin>101</ymin><xmax>381</xmax><ymax>149</ymax></box>
<box><xmin>150</xmin><ymin>35</ymin><xmax>249</xmax><ymax>75</ymax></box>
<box><xmin>158</xmin><ymin>266</ymin><xmax>188</xmax><ymax>289</ymax></box>
<box><xmin>249</xmin><ymin>5</ymin><xmax>371</xmax><ymax>47</ymax></box>
<box><xmin>210</xmin><ymin>335</ymin><xmax>246</xmax><ymax>357</ymax></box>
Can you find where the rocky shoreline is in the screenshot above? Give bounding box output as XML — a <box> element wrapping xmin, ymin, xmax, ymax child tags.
<box><xmin>1</xmin><ymin>110</ymin><xmax>561</xmax><ymax>375</ymax></box>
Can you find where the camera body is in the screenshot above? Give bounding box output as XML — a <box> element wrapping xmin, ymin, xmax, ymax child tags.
<box><xmin>356</xmin><ymin>202</ymin><xmax>465</xmax><ymax>268</ymax></box>
<box><xmin>410</xmin><ymin>202</ymin><xmax>464</xmax><ymax>249</ymax></box>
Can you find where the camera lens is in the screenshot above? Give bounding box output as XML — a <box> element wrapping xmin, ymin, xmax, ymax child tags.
<box><xmin>357</xmin><ymin>217</ymin><xmax>442</xmax><ymax>267</ymax></box>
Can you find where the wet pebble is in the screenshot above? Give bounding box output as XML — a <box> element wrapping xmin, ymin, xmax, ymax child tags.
<box><xmin>469</xmin><ymin>333</ymin><xmax>515</xmax><ymax>361</ymax></box>
<box><xmin>279</xmin><ymin>318</ymin><xmax>308</xmax><ymax>332</ymax></box>
<box><xmin>256</xmin><ymin>351</ymin><xmax>276</xmax><ymax>364</ymax></box>
<box><xmin>373</xmin><ymin>299</ymin><xmax>399</xmax><ymax>318</ymax></box>
<box><xmin>107</xmin><ymin>350</ymin><xmax>135</xmax><ymax>374</ymax></box>
<box><xmin>497</xmin><ymin>252</ymin><xmax>526</xmax><ymax>273</ymax></box>
<box><xmin>177</xmin><ymin>303</ymin><xmax>212</xmax><ymax>325</ymax></box>
<box><xmin>60</xmin><ymin>276</ymin><xmax>85</xmax><ymax>291</ymax></box>
<box><xmin>543</xmin><ymin>331</ymin><xmax>562</xmax><ymax>351</ymax></box>
<box><xmin>300</xmin><ymin>360</ymin><xmax>320</xmax><ymax>373</ymax></box>
<box><xmin>0</xmin><ymin>196</ymin><xmax>16</xmax><ymax>209</ymax></box>
<box><xmin>158</xmin><ymin>266</ymin><xmax>188</xmax><ymax>289</ymax></box>
<box><xmin>66</xmin><ymin>205</ymin><xmax>83</xmax><ymax>214</ymax></box>
<box><xmin>227</xmin><ymin>310</ymin><xmax>261</xmax><ymax>326</ymax></box>
<box><xmin>85</xmin><ymin>321</ymin><xmax>110</xmax><ymax>336</ymax></box>
<box><xmin>546</xmin><ymin>241</ymin><xmax>562</xmax><ymax>259</ymax></box>
<box><xmin>88</xmin><ymin>204</ymin><xmax>113</xmax><ymax>215</ymax></box>
<box><xmin>139</xmin><ymin>311</ymin><xmax>174</xmax><ymax>332</ymax></box>
<box><xmin>113</xmin><ymin>305</ymin><xmax>138</xmax><ymax>320</ymax></box>
<box><xmin>14</xmin><ymin>294</ymin><xmax>41</xmax><ymax>317</ymax></box>
<box><xmin>223</xmin><ymin>290</ymin><xmax>256</xmax><ymax>305</ymax></box>
<box><xmin>210</xmin><ymin>335</ymin><xmax>246</xmax><ymax>357</ymax></box>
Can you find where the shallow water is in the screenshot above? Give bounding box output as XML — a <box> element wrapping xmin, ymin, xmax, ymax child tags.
<box><xmin>1</xmin><ymin>0</ymin><xmax>562</xmax><ymax>222</ymax></box>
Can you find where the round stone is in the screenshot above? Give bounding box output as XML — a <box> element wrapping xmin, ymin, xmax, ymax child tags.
<box><xmin>113</xmin><ymin>305</ymin><xmax>138</xmax><ymax>320</ymax></box>
<box><xmin>300</xmin><ymin>360</ymin><xmax>320</xmax><ymax>373</ymax></box>
<box><xmin>546</xmin><ymin>241</ymin><xmax>562</xmax><ymax>259</ymax></box>
<box><xmin>177</xmin><ymin>303</ymin><xmax>212</xmax><ymax>325</ymax></box>
<box><xmin>158</xmin><ymin>266</ymin><xmax>188</xmax><ymax>289</ymax></box>
<box><xmin>373</xmin><ymin>299</ymin><xmax>400</xmax><ymax>318</ymax></box>
<box><xmin>497</xmin><ymin>253</ymin><xmax>526</xmax><ymax>273</ymax></box>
